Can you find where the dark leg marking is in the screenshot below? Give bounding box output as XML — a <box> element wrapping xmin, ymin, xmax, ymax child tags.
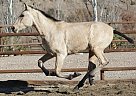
<box><xmin>74</xmin><ymin>71</ymin><xmax>90</xmax><ymax>91</ymax></box>
<box><xmin>38</xmin><ymin>53</ymin><xmax>55</xmax><ymax>76</ymax></box>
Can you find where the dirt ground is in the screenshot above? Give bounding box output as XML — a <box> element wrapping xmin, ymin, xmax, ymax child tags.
<box><xmin>0</xmin><ymin>53</ymin><xmax>136</xmax><ymax>96</ymax></box>
<box><xmin>0</xmin><ymin>80</ymin><xmax>136</xmax><ymax>96</ymax></box>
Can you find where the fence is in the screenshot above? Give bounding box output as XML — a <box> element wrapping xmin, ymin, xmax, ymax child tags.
<box><xmin>0</xmin><ymin>22</ymin><xmax>136</xmax><ymax>81</ymax></box>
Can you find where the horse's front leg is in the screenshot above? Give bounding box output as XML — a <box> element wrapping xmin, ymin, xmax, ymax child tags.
<box><xmin>55</xmin><ymin>53</ymin><xmax>81</xmax><ymax>79</ymax></box>
<box><xmin>55</xmin><ymin>53</ymin><xmax>66</xmax><ymax>78</ymax></box>
<box><xmin>38</xmin><ymin>53</ymin><xmax>55</xmax><ymax>76</ymax></box>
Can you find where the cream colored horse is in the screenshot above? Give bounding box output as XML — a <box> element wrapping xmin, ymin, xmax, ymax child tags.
<box><xmin>12</xmin><ymin>4</ymin><xmax>134</xmax><ymax>89</ymax></box>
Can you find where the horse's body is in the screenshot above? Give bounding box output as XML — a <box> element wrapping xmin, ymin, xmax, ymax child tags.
<box><xmin>42</xmin><ymin>21</ymin><xmax>113</xmax><ymax>55</ymax></box>
<box><xmin>12</xmin><ymin>4</ymin><xmax>134</xmax><ymax>90</ymax></box>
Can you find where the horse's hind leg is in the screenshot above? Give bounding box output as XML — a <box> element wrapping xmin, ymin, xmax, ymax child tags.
<box><xmin>93</xmin><ymin>48</ymin><xmax>109</xmax><ymax>66</ymax></box>
<box><xmin>74</xmin><ymin>51</ymin><xmax>96</xmax><ymax>90</ymax></box>
<box><xmin>87</xmin><ymin>49</ymin><xmax>109</xmax><ymax>86</ymax></box>
<box><xmin>38</xmin><ymin>53</ymin><xmax>55</xmax><ymax>76</ymax></box>
<box><xmin>88</xmin><ymin>52</ymin><xmax>97</xmax><ymax>85</ymax></box>
<box><xmin>74</xmin><ymin>48</ymin><xmax>109</xmax><ymax>90</ymax></box>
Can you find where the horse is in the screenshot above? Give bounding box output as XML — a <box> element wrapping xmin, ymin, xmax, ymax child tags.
<box><xmin>12</xmin><ymin>3</ymin><xmax>134</xmax><ymax>90</ymax></box>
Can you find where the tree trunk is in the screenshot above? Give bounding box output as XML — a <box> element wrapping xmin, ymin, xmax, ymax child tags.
<box><xmin>91</xmin><ymin>0</ymin><xmax>98</xmax><ymax>21</ymax></box>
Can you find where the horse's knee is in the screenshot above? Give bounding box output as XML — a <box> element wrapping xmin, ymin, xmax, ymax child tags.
<box><xmin>100</xmin><ymin>60</ymin><xmax>109</xmax><ymax>67</ymax></box>
<box><xmin>38</xmin><ymin>60</ymin><xmax>43</xmax><ymax>68</ymax></box>
<box><xmin>38</xmin><ymin>60</ymin><xmax>50</xmax><ymax>76</ymax></box>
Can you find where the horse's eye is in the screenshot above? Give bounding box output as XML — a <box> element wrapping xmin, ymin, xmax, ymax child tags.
<box><xmin>20</xmin><ymin>14</ymin><xmax>24</xmax><ymax>17</ymax></box>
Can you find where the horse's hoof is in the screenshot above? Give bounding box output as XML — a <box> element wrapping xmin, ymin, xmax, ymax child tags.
<box><xmin>73</xmin><ymin>83</ymin><xmax>84</xmax><ymax>91</ymax></box>
<box><xmin>49</xmin><ymin>71</ymin><xmax>57</xmax><ymax>76</ymax></box>
<box><xmin>69</xmin><ymin>74</ymin><xmax>73</xmax><ymax>80</ymax></box>
<box><xmin>73</xmin><ymin>85</ymin><xmax>79</xmax><ymax>92</ymax></box>
<box><xmin>89</xmin><ymin>78</ymin><xmax>94</xmax><ymax>85</ymax></box>
<box><xmin>67</xmin><ymin>72</ymin><xmax>81</xmax><ymax>80</ymax></box>
<box><xmin>74</xmin><ymin>72</ymin><xmax>81</xmax><ymax>77</ymax></box>
<box><xmin>72</xmin><ymin>72</ymin><xmax>81</xmax><ymax>79</ymax></box>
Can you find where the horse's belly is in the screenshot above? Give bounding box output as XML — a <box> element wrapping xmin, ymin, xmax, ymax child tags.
<box><xmin>67</xmin><ymin>42</ymin><xmax>89</xmax><ymax>54</ymax></box>
<box><xmin>66</xmin><ymin>28</ymin><xmax>89</xmax><ymax>54</ymax></box>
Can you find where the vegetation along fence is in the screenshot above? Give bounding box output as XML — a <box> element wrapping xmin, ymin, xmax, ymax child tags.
<box><xmin>0</xmin><ymin>21</ymin><xmax>136</xmax><ymax>81</ymax></box>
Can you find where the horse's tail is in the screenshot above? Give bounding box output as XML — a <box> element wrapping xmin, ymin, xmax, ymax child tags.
<box><xmin>113</xmin><ymin>30</ymin><xmax>134</xmax><ymax>44</ymax></box>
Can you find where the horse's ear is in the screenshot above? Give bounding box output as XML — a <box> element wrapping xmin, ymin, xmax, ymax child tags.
<box><xmin>24</xmin><ymin>3</ymin><xmax>31</xmax><ymax>10</ymax></box>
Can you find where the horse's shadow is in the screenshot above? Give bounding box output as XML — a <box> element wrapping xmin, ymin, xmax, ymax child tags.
<box><xmin>0</xmin><ymin>80</ymin><xmax>34</xmax><ymax>94</ymax></box>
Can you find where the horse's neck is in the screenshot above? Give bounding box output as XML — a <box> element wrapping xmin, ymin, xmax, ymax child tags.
<box><xmin>32</xmin><ymin>11</ymin><xmax>56</xmax><ymax>41</ymax></box>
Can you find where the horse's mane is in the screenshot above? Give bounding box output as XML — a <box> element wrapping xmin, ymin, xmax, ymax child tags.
<box><xmin>28</xmin><ymin>6</ymin><xmax>60</xmax><ymax>22</ymax></box>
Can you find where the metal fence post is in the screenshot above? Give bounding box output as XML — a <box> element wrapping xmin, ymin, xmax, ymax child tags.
<box><xmin>100</xmin><ymin>70</ymin><xmax>104</xmax><ymax>80</ymax></box>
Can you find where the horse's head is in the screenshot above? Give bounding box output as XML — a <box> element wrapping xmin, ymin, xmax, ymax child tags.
<box><xmin>12</xmin><ymin>3</ymin><xmax>34</xmax><ymax>33</ymax></box>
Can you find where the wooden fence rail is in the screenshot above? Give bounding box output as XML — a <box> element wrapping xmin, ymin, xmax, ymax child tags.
<box><xmin>0</xmin><ymin>32</ymin><xmax>40</xmax><ymax>36</ymax></box>
<box><xmin>0</xmin><ymin>68</ymin><xmax>87</xmax><ymax>74</ymax></box>
<box><xmin>107</xmin><ymin>21</ymin><xmax>136</xmax><ymax>24</ymax></box>
<box><xmin>0</xmin><ymin>43</ymin><xmax>42</xmax><ymax>47</ymax></box>
<box><xmin>0</xmin><ymin>50</ymin><xmax>47</xmax><ymax>55</ymax></box>
<box><xmin>100</xmin><ymin>67</ymin><xmax>136</xmax><ymax>80</ymax></box>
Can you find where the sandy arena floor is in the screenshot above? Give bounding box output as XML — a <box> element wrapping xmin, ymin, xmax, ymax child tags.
<box><xmin>0</xmin><ymin>52</ymin><xmax>136</xmax><ymax>96</ymax></box>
